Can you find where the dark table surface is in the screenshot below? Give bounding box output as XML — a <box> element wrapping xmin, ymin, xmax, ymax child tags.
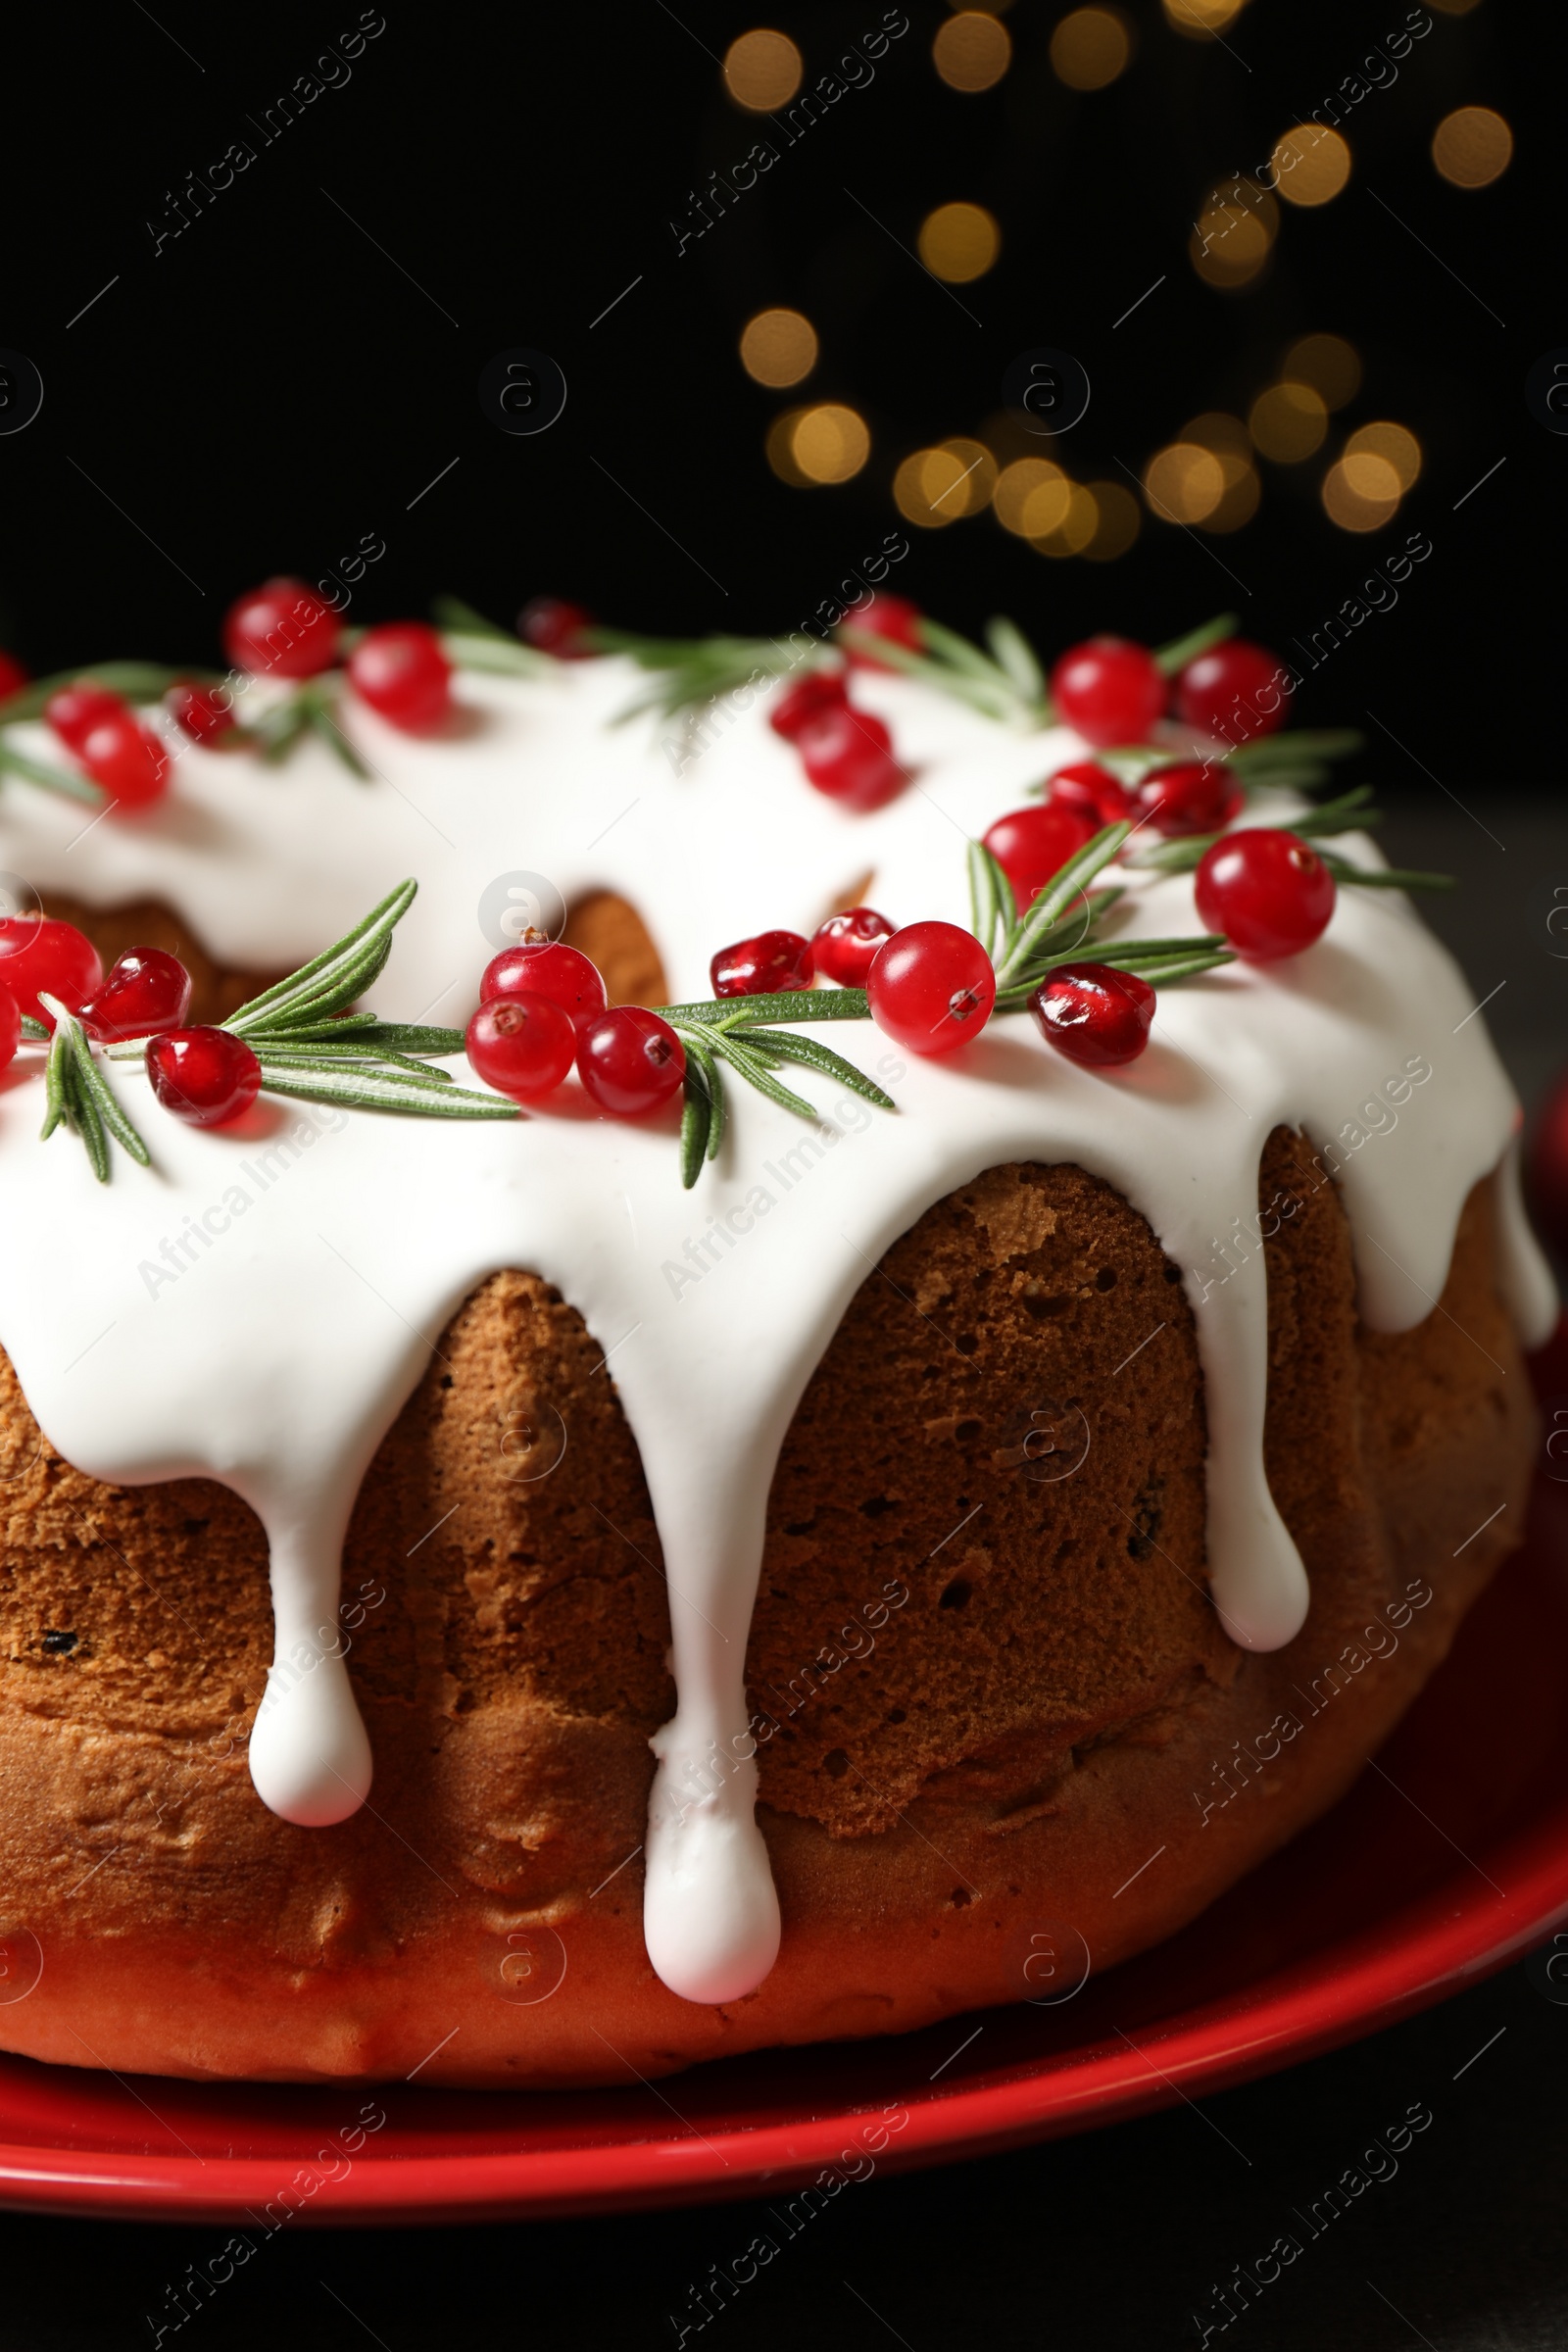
<box><xmin>1</xmin><ymin>791</ymin><xmax>1563</xmax><ymax>2352</ymax></box>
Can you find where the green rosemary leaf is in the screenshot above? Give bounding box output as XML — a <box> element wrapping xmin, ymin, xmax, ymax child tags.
<box><xmin>67</xmin><ymin>1057</ymin><xmax>111</xmax><ymax>1183</ymax></box>
<box><xmin>665</xmin><ymin>988</ymin><xmax>872</xmax><ymax>1029</ymax></box>
<box><xmin>1318</xmin><ymin>856</ymin><xmax>1454</xmax><ymax>892</ymax></box>
<box><xmin>255</xmin><ymin>698</ymin><xmax>313</xmax><ymax>764</ymax></box>
<box><xmin>20</xmin><ymin>1015</ymin><xmax>49</xmax><ymax>1044</ymax></box>
<box><xmin>836</xmin><ymin>629</ymin><xmax>1020</xmax><ymax>721</ymax></box>
<box><xmin>967</xmin><ymin>839</ymin><xmax>1001</xmax><ymax>957</ymax></box>
<box><xmin>996</xmin><ymin>824</ymin><xmax>1131</xmax><ymax>988</ymax></box>
<box><xmin>709</xmin><ymin>1033</ymin><xmax>817</xmax><ymax>1121</ymax></box>
<box><xmin>736</xmin><ymin>1029</ymin><xmax>896</xmax><ymax>1108</ymax></box>
<box><xmin>224</xmin><ymin>880</ymin><xmax>417</xmax><ymax>1034</ymax></box>
<box><xmin>0</xmin><ymin>662</ymin><xmax>222</xmax><ymax>727</ymax></box>
<box><xmin>679</xmin><ymin>1061</ymin><xmax>711</xmax><ymax>1190</ymax></box>
<box><xmin>249</xmin><ymin>1044</ymin><xmax>455</xmax><ymax>1083</ymax></box>
<box><xmin>1087</xmin><ymin>933</ymin><xmax>1230</xmax><ymax>963</ymax></box>
<box><xmin>682</xmin><ymin>1033</ymin><xmax>726</xmax><ymax>1165</ymax></box>
<box><xmin>0</xmin><ymin>737</ymin><xmax>105</xmax><ymax>807</ymax></box>
<box><xmin>69</xmin><ymin>1026</ymin><xmax>152</xmax><ymax>1165</ymax></box>
<box><xmin>1095</xmin><ymin>745</ymin><xmax>1183</xmax><ymax>788</ymax></box>
<box><xmin>1228</xmin><ymin>729</ymin><xmax>1362</xmax><ymax>774</ymax></box>
<box><xmin>1153</xmin><ymin>613</ymin><xmax>1239</xmax><ymax>676</ymax></box>
<box><xmin>247</xmin><ymin>1019</ymin><xmax>467</xmax><ymax>1055</ymax></box>
<box><xmin>440</xmin><ymin>630</ymin><xmax>556</xmax><ymax>680</ymax></box>
<box><xmin>430</xmin><ymin>595</ymin><xmax>513</xmax><ymax>642</ymax></box>
<box><xmin>302</xmin><ymin>689</ymin><xmax>371</xmax><ymax>779</ymax></box>
<box><xmin>39</xmin><ymin>1024</ymin><xmax>69</xmax><ymax>1140</ymax></box>
<box><xmin>251</xmin><ymin>1064</ymin><xmax>520</xmax><ymax>1118</ymax></box>
<box><xmin>983</xmin><ymin>616</ymin><xmax>1048</xmax><ymax>708</ymax></box>
<box><xmin>918</xmin><ymin>617</ymin><xmax>1008</xmax><ymax>683</ymax></box>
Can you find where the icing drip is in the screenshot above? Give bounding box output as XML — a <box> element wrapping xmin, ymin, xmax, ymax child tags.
<box><xmin>0</xmin><ymin>661</ymin><xmax>1552</xmax><ymax>2003</ymax></box>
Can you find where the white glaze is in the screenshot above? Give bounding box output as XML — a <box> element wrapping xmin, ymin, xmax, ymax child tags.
<box><xmin>0</xmin><ymin>661</ymin><xmax>1553</xmax><ymax>2004</ymax></box>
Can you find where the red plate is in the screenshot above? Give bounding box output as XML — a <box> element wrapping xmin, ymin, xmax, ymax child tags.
<box><xmin>1</xmin><ymin>1333</ymin><xmax>1565</xmax><ymax>2227</ymax></box>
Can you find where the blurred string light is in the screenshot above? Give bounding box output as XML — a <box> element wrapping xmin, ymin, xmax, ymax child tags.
<box><xmin>1190</xmin><ymin>182</ymin><xmax>1278</xmax><ymax>289</ymax></box>
<box><xmin>739</xmin><ymin>309</ymin><xmax>818</xmax><ymax>387</ymax></box>
<box><xmin>1180</xmin><ymin>414</ymin><xmax>1258</xmax><ymax>529</ymax></box>
<box><xmin>933</xmin><ymin>11</ymin><xmax>1012</xmax><ymax>90</ymax></box>
<box><xmin>918</xmin><ymin>201</ymin><xmax>1001</xmax><ymax>281</ymax></box>
<box><xmin>893</xmin><ymin>439</ymin><xmax>997</xmax><ymax>526</ymax></box>
<box><xmin>1322</xmin><ymin>452</ymin><xmax>1402</xmax><ymax>532</ymax></box>
<box><xmin>1143</xmin><ymin>442</ymin><xmax>1226</xmax><ymax>524</ymax></box>
<box><xmin>766</xmin><ymin>404</ymin><xmax>869</xmax><ymax>486</ymax></box>
<box><xmin>1432</xmin><ymin>106</ymin><xmax>1513</xmax><ymax>187</ymax></box>
<box><xmin>1249</xmin><ymin>381</ymin><xmax>1328</xmax><ymax>463</ymax></box>
<box><xmin>722</xmin><ymin>27</ymin><xmax>803</xmax><ymax>112</ymax></box>
<box><xmin>1081</xmin><ymin>482</ymin><xmax>1141</xmax><ymax>561</ymax></box>
<box><xmin>1271</xmin><ymin>123</ymin><xmax>1351</xmax><ymax>206</ymax></box>
<box><xmin>1049</xmin><ymin>9</ymin><xmax>1132</xmax><ymax>89</ymax></box>
<box><xmin>1345</xmin><ymin>420</ymin><xmax>1421</xmax><ymax>491</ymax></box>
<box><xmin>1032</xmin><ymin>481</ymin><xmax>1100</xmax><ymax>558</ymax></box>
<box><xmin>995</xmin><ymin>458</ymin><xmax>1072</xmax><ymax>538</ymax></box>
<box><xmin>1286</xmin><ymin>333</ymin><xmax>1362</xmax><ymax>409</ymax></box>
<box><xmin>1163</xmin><ymin>0</ymin><xmax>1248</xmax><ymax>38</ymax></box>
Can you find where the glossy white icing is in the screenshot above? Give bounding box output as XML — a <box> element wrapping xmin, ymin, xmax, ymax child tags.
<box><xmin>0</xmin><ymin>660</ymin><xmax>1553</xmax><ymax>2004</ymax></box>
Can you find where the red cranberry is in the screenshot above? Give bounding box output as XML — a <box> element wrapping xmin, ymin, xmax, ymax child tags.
<box><xmin>798</xmin><ymin>706</ymin><xmax>906</xmax><ymax>811</ymax></box>
<box><xmin>146</xmin><ymin>1027</ymin><xmax>262</xmax><ymax>1126</ymax></box>
<box><xmin>1528</xmin><ymin>1071</ymin><xmax>1568</xmax><ymax>1263</ymax></box>
<box><xmin>78</xmin><ymin>948</ymin><xmax>193</xmax><ymax>1041</ymax></box>
<box><xmin>811</xmin><ymin>906</ymin><xmax>897</xmax><ymax>987</ymax></box>
<box><xmin>466</xmin><ymin>992</ymin><xmax>577</xmax><ymax>1101</ymax></box>
<box><xmin>348</xmin><ymin>622</ymin><xmax>454</xmax><ymax>731</ymax></box>
<box><xmin>1030</xmin><ymin>962</ymin><xmax>1155</xmax><ymax>1068</ymax></box>
<box><xmin>79</xmin><ymin>714</ymin><xmax>170</xmax><ymax>809</ymax></box>
<box><xmin>1195</xmin><ymin>828</ymin><xmax>1336</xmax><ymax>960</ymax></box>
<box><xmin>0</xmin><ymin>986</ymin><xmax>20</xmax><ymax>1070</ymax></box>
<box><xmin>168</xmin><ymin>681</ymin><xmax>239</xmax><ymax>747</ymax></box>
<box><xmin>1136</xmin><ymin>761</ymin><xmax>1244</xmax><ymax>838</ymax></box>
<box><xmin>480</xmin><ymin>941</ymin><xmax>607</xmax><ymax>1025</ymax></box>
<box><xmin>518</xmin><ymin>596</ymin><xmax>595</xmax><ymax>657</ymax></box>
<box><xmin>222</xmin><ymin>577</ymin><xmax>342</xmax><ymax>678</ymax></box>
<box><xmin>577</xmin><ymin>1006</ymin><xmax>686</xmax><ymax>1117</ymax></box>
<box><xmin>710</xmin><ymin>930</ymin><xmax>813</xmax><ymax>998</ymax></box>
<box><xmin>0</xmin><ymin>652</ymin><xmax>27</xmax><ymax>703</ymax></box>
<box><xmin>982</xmin><ymin>805</ymin><xmax>1096</xmax><ymax>908</ymax></box>
<box><xmin>867</xmin><ymin>921</ymin><xmax>996</xmax><ymax>1056</ymax></box>
<box><xmin>46</xmin><ymin>682</ymin><xmax>126</xmax><ymax>752</ymax></box>
<box><xmin>840</xmin><ymin>591</ymin><xmax>923</xmax><ymax>668</ymax></box>
<box><xmin>769</xmin><ymin>669</ymin><xmax>847</xmax><ymax>742</ymax></box>
<box><xmin>1047</xmin><ymin>761</ymin><xmax>1134</xmax><ymax>828</ymax></box>
<box><xmin>0</xmin><ymin>916</ymin><xmax>103</xmax><ymax>1027</ymax></box>
<box><xmin>1050</xmin><ymin>636</ymin><xmax>1166</xmax><ymax>749</ymax></box>
<box><xmin>1173</xmin><ymin>639</ymin><xmax>1292</xmax><ymax>746</ymax></box>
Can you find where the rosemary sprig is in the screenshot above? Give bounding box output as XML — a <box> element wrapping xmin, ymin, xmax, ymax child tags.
<box><xmin>653</xmin><ymin>988</ymin><xmax>895</xmax><ymax>1191</ymax></box>
<box><xmin>0</xmin><ymin>736</ymin><xmax>104</xmax><ymax>806</ymax></box>
<box><xmin>838</xmin><ymin>616</ymin><xmax>1045</xmax><ymax>726</ymax></box>
<box><xmin>590</xmin><ymin>629</ymin><xmax>818</xmax><ymax>722</ymax></box>
<box><xmin>433</xmin><ymin>594</ymin><xmax>557</xmax><ymax>679</ymax></box>
<box><xmin>975</xmin><ymin>823</ymin><xmax>1235</xmax><ymax>1009</ymax></box>
<box><xmin>0</xmin><ymin>662</ymin><xmax>223</xmax><ymax>727</ymax></box>
<box><xmin>1127</xmin><ymin>787</ymin><xmax>1453</xmax><ymax>892</ymax></box>
<box><xmin>1092</xmin><ymin>728</ymin><xmax>1365</xmax><ymax>799</ymax></box>
<box><xmin>36</xmin><ymin>995</ymin><xmax>152</xmax><ymax>1182</ymax></box>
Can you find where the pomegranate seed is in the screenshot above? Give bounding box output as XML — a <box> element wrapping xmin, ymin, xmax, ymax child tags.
<box><xmin>982</xmin><ymin>805</ymin><xmax>1096</xmax><ymax>908</ymax></box>
<box><xmin>0</xmin><ymin>916</ymin><xmax>103</xmax><ymax>1027</ymax></box>
<box><xmin>769</xmin><ymin>669</ymin><xmax>847</xmax><ymax>742</ymax></box>
<box><xmin>518</xmin><ymin>596</ymin><xmax>594</xmax><ymax>657</ymax></box>
<box><xmin>168</xmin><ymin>681</ymin><xmax>239</xmax><ymax>747</ymax></box>
<box><xmin>146</xmin><ymin>1027</ymin><xmax>263</xmax><ymax>1127</ymax></box>
<box><xmin>798</xmin><ymin>706</ymin><xmax>906</xmax><ymax>811</ymax></box>
<box><xmin>1050</xmin><ymin>635</ymin><xmax>1166</xmax><ymax>749</ymax></box>
<box><xmin>348</xmin><ymin>622</ymin><xmax>454</xmax><ymax>732</ymax></box>
<box><xmin>0</xmin><ymin>987</ymin><xmax>20</xmax><ymax>1069</ymax></box>
<box><xmin>78</xmin><ymin>948</ymin><xmax>193</xmax><ymax>1042</ymax></box>
<box><xmin>867</xmin><ymin>921</ymin><xmax>996</xmax><ymax>1056</ymax></box>
<box><xmin>811</xmin><ymin>906</ymin><xmax>897</xmax><ymax>987</ymax></box>
<box><xmin>1030</xmin><ymin>962</ymin><xmax>1155</xmax><ymax>1068</ymax></box>
<box><xmin>1195</xmin><ymin>828</ymin><xmax>1336</xmax><ymax>960</ymax></box>
<box><xmin>46</xmin><ymin>682</ymin><xmax>127</xmax><ymax>752</ymax></box>
<box><xmin>1136</xmin><ymin>761</ymin><xmax>1244</xmax><ymax>838</ymax></box>
<box><xmin>576</xmin><ymin>1006</ymin><xmax>686</xmax><ymax>1117</ymax></box>
<box><xmin>1173</xmin><ymin>638</ymin><xmax>1292</xmax><ymax>746</ymax></box>
<box><xmin>840</xmin><ymin>591</ymin><xmax>923</xmax><ymax>668</ymax></box>
<box><xmin>222</xmin><ymin>577</ymin><xmax>342</xmax><ymax>679</ymax></box>
<box><xmin>710</xmin><ymin>930</ymin><xmax>813</xmax><ymax>998</ymax></box>
<box><xmin>0</xmin><ymin>652</ymin><xmax>27</xmax><ymax>703</ymax></box>
<box><xmin>79</xmin><ymin>714</ymin><xmax>170</xmax><ymax>810</ymax></box>
<box><xmin>480</xmin><ymin>941</ymin><xmax>607</xmax><ymax>1025</ymax></box>
<box><xmin>1047</xmin><ymin>760</ymin><xmax>1134</xmax><ymax>828</ymax></box>
<box><xmin>466</xmin><ymin>992</ymin><xmax>577</xmax><ymax>1101</ymax></box>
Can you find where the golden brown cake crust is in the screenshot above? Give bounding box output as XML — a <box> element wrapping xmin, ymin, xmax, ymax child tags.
<box><xmin>0</xmin><ymin>1110</ymin><xmax>1535</xmax><ymax>2086</ymax></box>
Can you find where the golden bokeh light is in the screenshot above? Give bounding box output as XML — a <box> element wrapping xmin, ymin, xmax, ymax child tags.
<box><xmin>723</xmin><ymin>28</ymin><xmax>803</xmax><ymax>112</ymax></box>
<box><xmin>1285</xmin><ymin>332</ymin><xmax>1362</xmax><ymax>411</ymax></box>
<box><xmin>1205</xmin><ymin>464</ymin><xmax>1260</xmax><ymax>533</ymax></box>
<box><xmin>1163</xmin><ymin>0</ymin><xmax>1247</xmax><ymax>37</ymax></box>
<box><xmin>1032</xmin><ymin>482</ymin><xmax>1100</xmax><ymax>558</ymax></box>
<box><xmin>765</xmin><ymin>409</ymin><xmax>810</xmax><ymax>487</ymax></box>
<box><xmin>790</xmin><ymin>404</ymin><xmax>870</xmax><ymax>485</ymax></box>
<box><xmin>1322</xmin><ymin>453</ymin><xmax>1401</xmax><ymax>532</ymax></box>
<box><xmin>1050</xmin><ymin>8</ymin><xmax>1131</xmax><ymax>89</ymax></box>
<box><xmin>918</xmin><ymin>201</ymin><xmax>1002</xmax><ymax>281</ymax></box>
<box><xmin>1181</xmin><ymin>414</ymin><xmax>1259</xmax><ymax>532</ymax></box>
<box><xmin>1345</xmin><ymin>420</ymin><xmax>1422</xmax><ymax>493</ymax></box>
<box><xmin>1249</xmin><ymin>380</ymin><xmax>1329</xmax><ymax>463</ymax></box>
<box><xmin>1190</xmin><ymin>187</ymin><xmax>1278</xmax><ymax>289</ymax></box>
<box><xmin>1432</xmin><ymin>106</ymin><xmax>1513</xmax><ymax>188</ymax></box>
<box><xmin>738</xmin><ymin>308</ymin><xmax>818</xmax><ymax>388</ymax></box>
<box><xmin>934</xmin><ymin>11</ymin><xmax>1012</xmax><ymax>91</ymax></box>
<box><xmin>1082</xmin><ymin>480</ymin><xmax>1142</xmax><ymax>561</ymax></box>
<box><xmin>1271</xmin><ymin>123</ymin><xmax>1352</xmax><ymax>207</ymax></box>
<box><xmin>893</xmin><ymin>440</ymin><xmax>997</xmax><ymax>528</ymax></box>
<box><xmin>1144</xmin><ymin>442</ymin><xmax>1226</xmax><ymax>524</ymax></box>
<box><xmin>994</xmin><ymin>457</ymin><xmax>1070</xmax><ymax>538</ymax></box>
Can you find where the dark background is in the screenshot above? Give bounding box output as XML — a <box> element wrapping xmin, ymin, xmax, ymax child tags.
<box><xmin>2</xmin><ymin>4</ymin><xmax>1564</xmax><ymax>2344</ymax></box>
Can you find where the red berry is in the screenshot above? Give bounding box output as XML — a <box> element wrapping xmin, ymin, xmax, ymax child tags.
<box><xmin>0</xmin><ymin>986</ymin><xmax>20</xmax><ymax>1070</ymax></box>
<box><xmin>79</xmin><ymin>714</ymin><xmax>170</xmax><ymax>810</ymax></box>
<box><xmin>78</xmin><ymin>948</ymin><xmax>193</xmax><ymax>1042</ymax></box>
<box><xmin>222</xmin><ymin>577</ymin><xmax>342</xmax><ymax>679</ymax></box>
<box><xmin>710</xmin><ymin>929</ymin><xmax>813</xmax><ymax>998</ymax></box>
<box><xmin>0</xmin><ymin>916</ymin><xmax>103</xmax><ymax>1028</ymax></box>
<box><xmin>466</xmin><ymin>992</ymin><xmax>577</xmax><ymax>1101</ymax></box>
<box><xmin>1173</xmin><ymin>638</ymin><xmax>1292</xmax><ymax>746</ymax></box>
<box><xmin>46</xmin><ymin>682</ymin><xmax>126</xmax><ymax>751</ymax></box>
<box><xmin>840</xmin><ymin>591</ymin><xmax>923</xmax><ymax>668</ymax></box>
<box><xmin>577</xmin><ymin>1006</ymin><xmax>686</xmax><ymax>1117</ymax></box>
<box><xmin>348</xmin><ymin>622</ymin><xmax>454</xmax><ymax>732</ymax></box>
<box><xmin>1050</xmin><ymin>635</ymin><xmax>1166</xmax><ymax>749</ymax></box>
<box><xmin>867</xmin><ymin>921</ymin><xmax>996</xmax><ymax>1056</ymax></box>
<box><xmin>480</xmin><ymin>941</ymin><xmax>607</xmax><ymax>1025</ymax></box>
<box><xmin>168</xmin><ymin>681</ymin><xmax>239</xmax><ymax>747</ymax></box>
<box><xmin>1528</xmin><ymin>1072</ymin><xmax>1568</xmax><ymax>1263</ymax></box>
<box><xmin>1195</xmin><ymin>828</ymin><xmax>1336</xmax><ymax>960</ymax></box>
<box><xmin>811</xmin><ymin>906</ymin><xmax>897</xmax><ymax>987</ymax></box>
<box><xmin>146</xmin><ymin>1027</ymin><xmax>262</xmax><ymax>1127</ymax></box>
<box><xmin>1030</xmin><ymin>961</ymin><xmax>1155</xmax><ymax>1068</ymax></box>
<box><xmin>0</xmin><ymin>652</ymin><xmax>27</xmax><ymax>703</ymax></box>
<box><xmin>982</xmin><ymin>804</ymin><xmax>1096</xmax><ymax>909</ymax></box>
<box><xmin>769</xmin><ymin>668</ymin><xmax>847</xmax><ymax>742</ymax></box>
<box><xmin>1136</xmin><ymin>760</ymin><xmax>1244</xmax><ymax>839</ymax></box>
<box><xmin>518</xmin><ymin>597</ymin><xmax>595</xmax><ymax>657</ymax></box>
<box><xmin>1046</xmin><ymin>760</ymin><xmax>1134</xmax><ymax>829</ymax></box>
<box><xmin>798</xmin><ymin>705</ymin><xmax>906</xmax><ymax>811</ymax></box>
